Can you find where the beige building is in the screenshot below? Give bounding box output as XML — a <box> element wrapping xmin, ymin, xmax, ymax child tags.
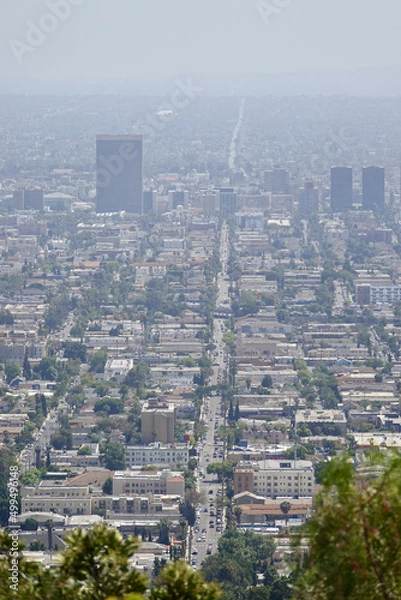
<box><xmin>141</xmin><ymin>401</ymin><xmax>175</xmax><ymax>444</ymax></box>
<box><xmin>126</xmin><ymin>443</ymin><xmax>188</xmax><ymax>468</ymax></box>
<box><xmin>112</xmin><ymin>469</ymin><xmax>185</xmax><ymax>498</ymax></box>
<box><xmin>92</xmin><ymin>494</ymin><xmax>181</xmax><ymax>518</ymax></box>
<box><xmin>233</xmin><ymin>492</ymin><xmax>312</xmax><ymax>526</ymax></box>
<box><xmin>234</xmin><ymin>460</ymin><xmax>314</xmax><ymax>499</ymax></box>
<box><xmin>21</xmin><ymin>485</ymin><xmax>91</xmax><ymax>516</ymax></box>
<box><xmin>295</xmin><ymin>409</ymin><xmax>347</xmax><ymax>436</ymax></box>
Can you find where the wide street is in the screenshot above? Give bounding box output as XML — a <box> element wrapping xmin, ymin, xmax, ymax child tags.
<box><xmin>189</xmin><ymin>224</ymin><xmax>230</xmax><ymax>568</ymax></box>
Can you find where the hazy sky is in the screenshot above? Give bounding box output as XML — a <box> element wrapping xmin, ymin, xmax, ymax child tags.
<box><xmin>1</xmin><ymin>0</ymin><xmax>400</xmax><ymax>84</ymax></box>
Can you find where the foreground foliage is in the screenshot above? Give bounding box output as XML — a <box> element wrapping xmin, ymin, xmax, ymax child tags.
<box><xmin>293</xmin><ymin>452</ymin><xmax>401</xmax><ymax>600</ymax></box>
<box><xmin>0</xmin><ymin>523</ymin><xmax>219</xmax><ymax>600</ymax></box>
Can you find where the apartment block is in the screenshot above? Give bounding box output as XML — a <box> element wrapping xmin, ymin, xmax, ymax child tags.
<box><xmin>233</xmin><ymin>460</ymin><xmax>314</xmax><ymax>499</ymax></box>
<box><xmin>21</xmin><ymin>486</ymin><xmax>91</xmax><ymax>516</ymax></box>
<box><xmin>92</xmin><ymin>494</ymin><xmax>181</xmax><ymax>518</ymax></box>
<box><xmin>141</xmin><ymin>401</ymin><xmax>175</xmax><ymax>444</ymax></box>
<box><xmin>125</xmin><ymin>443</ymin><xmax>189</xmax><ymax>468</ymax></box>
<box><xmin>112</xmin><ymin>469</ymin><xmax>185</xmax><ymax>498</ymax></box>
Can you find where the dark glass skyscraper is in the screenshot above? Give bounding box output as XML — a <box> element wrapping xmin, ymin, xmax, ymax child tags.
<box><xmin>265</xmin><ymin>166</ymin><xmax>290</xmax><ymax>194</ymax></box>
<box><xmin>96</xmin><ymin>135</ymin><xmax>143</xmax><ymax>214</ymax></box>
<box><xmin>362</xmin><ymin>166</ymin><xmax>385</xmax><ymax>210</ymax></box>
<box><xmin>24</xmin><ymin>189</ymin><xmax>44</xmax><ymax>210</ymax></box>
<box><xmin>330</xmin><ymin>167</ymin><xmax>353</xmax><ymax>212</ymax></box>
<box><xmin>218</xmin><ymin>188</ymin><xmax>237</xmax><ymax>217</ymax></box>
<box><xmin>143</xmin><ymin>190</ymin><xmax>157</xmax><ymax>214</ymax></box>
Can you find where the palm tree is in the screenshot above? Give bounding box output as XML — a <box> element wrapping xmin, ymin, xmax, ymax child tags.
<box><xmin>279</xmin><ymin>501</ymin><xmax>292</xmax><ymax>528</ymax></box>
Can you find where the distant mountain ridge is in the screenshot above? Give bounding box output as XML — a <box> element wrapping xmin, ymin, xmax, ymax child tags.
<box><xmin>1</xmin><ymin>65</ymin><xmax>401</xmax><ymax>96</ymax></box>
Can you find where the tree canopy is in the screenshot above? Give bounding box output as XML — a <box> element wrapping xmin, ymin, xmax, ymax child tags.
<box><xmin>99</xmin><ymin>441</ymin><xmax>126</xmax><ymax>470</ymax></box>
<box><xmin>293</xmin><ymin>452</ymin><xmax>401</xmax><ymax>600</ymax></box>
<box><xmin>0</xmin><ymin>524</ymin><xmax>221</xmax><ymax>600</ymax></box>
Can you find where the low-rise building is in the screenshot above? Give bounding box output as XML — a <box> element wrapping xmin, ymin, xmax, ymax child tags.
<box><xmin>112</xmin><ymin>468</ymin><xmax>185</xmax><ymax>498</ymax></box>
<box><xmin>21</xmin><ymin>485</ymin><xmax>91</xmax><ymax>516</ymax></box>
<box><xmin>104</xmin><ymin>359</ymin><xmax>135</xmax><ymax>382</ymax></box>
<box><xmin>233</xmin><ymin>460</ymin><xmax>314</xmax><ymax>499</ymax></box>
<box><xmin>125</xmin><ymin>443</ymin><xmax>189</xmax><ymax>468</ymax></box>
<box><xmin>295</xmin><ymin>409</ymin><xmax>347</xmax><ymax>436</ymax></box>
<box><xmin>92</xmin><ymin>494</ymin><xmax>182</xmax><ymax>518</ymax></box>
<box><xmin>233</xmin><ymin>492</ymin><xmax>312</xmax><ymax>526</ymax></box>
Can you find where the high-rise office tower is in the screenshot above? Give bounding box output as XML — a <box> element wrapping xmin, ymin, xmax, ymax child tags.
<box><xmin>11</xmin><ymin>189</ymin><xmax>44</xmax><ymax>211</ymax></box>
<box><xmin>218</xmin><ymin>187</ymin><xmax>237</xmax><ymax>217</ymax></box>
<box><xmin>143</xmin><ymin>190</ymin><xmax>157</xmax><ymax>214</ymax></box>
<box><xmin>299</xmin><ymin>182</ymin><xmax>319</xmax><ymax>217</ymax></box>
<box><xmin>96</xmin><ymin>134</ymin><xmax>143</xmax><ymax>214</ymax></box>
<box><xmin>330</xmin><ymin>167</ymin><xmax>353</xmax><ymax>212</ymax></box>
<box><xmin>362</xmin><ymin>166</ymin><xmax>385</xmax><ymax>210</ymax></box>
<box><xmin>201</xmin><ymin>192</ymin><xmax>217</xmax><ymax>216</ymax></box>
<box><xmin>265</xmin><ymin>167</ymin><xmax>290</xmax><ymax>194</ymax></box>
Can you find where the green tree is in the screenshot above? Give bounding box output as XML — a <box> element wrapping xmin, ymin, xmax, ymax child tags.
<box><xmin>22</xmin><ymin>517</ymin><xmax>39</xmax><ymax>531</ymax></box>
<box><xmin>0</xmin><ymin>309</ymin><xmax>14</xmax><ymax>325</ymax></box>
<box><xmin>100</xmin><ymin>442</ymin><xmax>126</xmax><ymax>470</ymax></box>
<box><xmin>233</xmin><ymin>505</ymin><xmax>242</xmax><ymax>526</ymax></box>
<box><xmin>58</xmin><ymin>523</ymin><xmax>147</xmax><ymax>600</ymax></box>
<box><xmin>279</xmin><ymin>501</ymin><xmax>291</xmax><ymax>527</ymax></box>
<box><xmin>153</xmin><ymin>557</ymin><xmax>168</xmax><ymax>578</ymax></box>
<box><xmin>203</xmin><ymin>529</ymin><xmax>276</xmax><ymax>592</ymax></box>
<box><xmin>102</xmin><ymin>477</ymin><xmax>113</xmax><ymax>495</ymax></box>
<box><xmin>233</xmin><ymin>291</ymin><xmax>261</xmax><ymax>317</ymax></box>
<box><xmin>179</xmin><ymin>499</ymin><xmax>196</xmax><ymax>528</ymax></box>
<box><xmin>89</xmin><ymin>348</ymin><xmax>108</xmax><ymax>373</ymax></box>
<box><xmin>151</xmin><ymin>560</ymin><xmax>221</xmax><ymax>600</ymax></box>
<box><xmin>156</xmin><ymin>518</ymin><xmax>171</xmax><ymax>546</ymax></box>
<box><xmin>123</xmin><ymin>363</ymin><xmax>150</xmax><ymax>394</ymax></box>
<box><xmin>23</xmin><ymin>353</ymin><xmax>32</xmax><ymax>379</ymax></box>
<box><xmin>94</xmin><ymin>397</ymin><xmax>125</xmax><ymax>416</ymax></box>
<box><xmin>313</xmin><ymin>461</ymin><xmax>330</xmax><ymax>484</ymax></box>
<box><xmin>29</xmin><ymin>541</ymin><xmax>46</xmax><ymax>551</ymax></box>
<box><xmin>63</xmin><ymin>342</ymin><xmax>87</xmax><ymax>363</ymax></box>
<box><xmin>5</xmin><ymin>363</ymin><xmax>21</xmax><ymax>384</ymax></box>
<box><xmin>34</xmin><ymin>356</ymin><xmax>60</xmax><ymax>381</ymax></box>
<box><xmin>20</xmin><ymin>469</ymin><xmax>42</xmax><ymax>486</ymax></box>
<box><xmin>94</xmin><ymin>381</ymin><xmax>111</xmax><ymax>398</ymax></box>
<box><xmin>293</xmin><ymin>453</ymin><xmax>401</xmax><ymax>600</ymax></box>
<box><xmin>261</xmin><ymin>375</ymin><xmax>273</xmax><ymax>389</ymax></box>
<box><xmin>70</xmin><ymin>324</ymin><xmax>85</xmax><ymax>339</ymax></box>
